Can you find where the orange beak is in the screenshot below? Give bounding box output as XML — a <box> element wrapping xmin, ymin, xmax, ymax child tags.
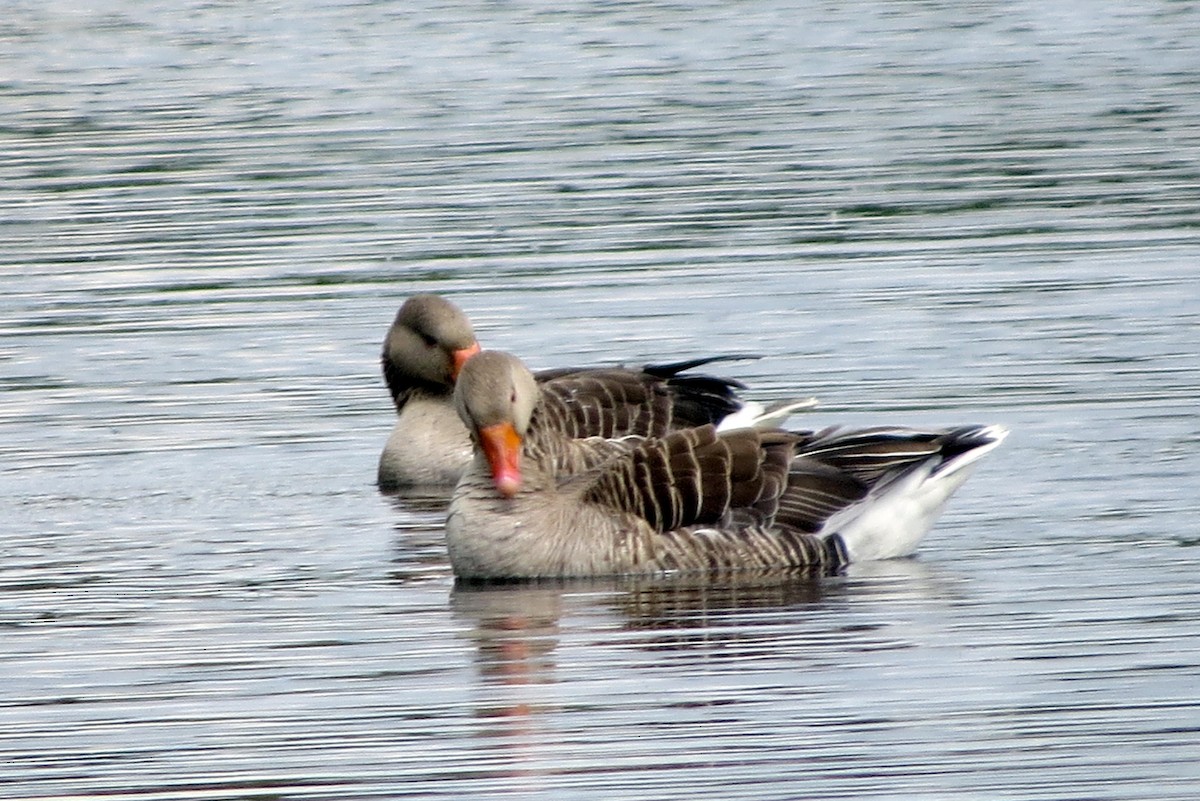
<box><xmin>450</xmin><ymin>342</ymin><xmax>482</xmax><ymax>381</ymax></box>
<box><xmin>478</xmin><ymin>421</ymin><xmax>522</xmax><ymax>498</ymax></box>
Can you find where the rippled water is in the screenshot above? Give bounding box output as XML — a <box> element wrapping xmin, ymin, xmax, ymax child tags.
<box><xmin>3</xmin><ymin>1</ymin><xmax>1200</xmax><ymax>799</ymax></box>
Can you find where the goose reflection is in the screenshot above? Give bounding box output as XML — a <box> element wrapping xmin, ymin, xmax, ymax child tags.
<box><xmin>619</xmin><ymin>561</ymin><xmax>965</xmax><ymax>670</ymax></box>
<box><xmin>449</xmin><ymin>581</ymin><xmax>565</xmax><ymax>788</ymax></box>
<box><xmin>449</xmin><ymin>559</ymin><xmax>960</xmax><ymax>784</ymax></box>
<box><xmin>385</xmin><ymin>490</ymin><xmax>454</xmax><ymax>584</ymax></box>
<box><xmin>382</xmin><ymin>485</ymin><xmax>452</xmax><ymax>516</ymax></box>
<box><xmin>452</xmin><ymin>560</ymin><xmax>959</xmax><ymax>680</ymax></box>
<box><xmin>451</xmin><ymin>582</ymin><xmax>563</xmax><ymax>695</ymax></box>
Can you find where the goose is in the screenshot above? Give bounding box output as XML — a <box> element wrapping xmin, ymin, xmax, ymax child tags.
<box><xmin>446</xmin><ymin>350</ymin><xmax>1008</xmax><ymax>580</ymax></box>
<box><xmin>378</xmin><ymin>294</ymin><xmax>814</xmax><ymax>489</ymax></box>
<box><xmin>379</xmin><ymin>294</ymin><xmax>482</xmax><ymax>488</ymax></box>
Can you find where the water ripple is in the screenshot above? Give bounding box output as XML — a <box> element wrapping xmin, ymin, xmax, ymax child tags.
<box><xmin>3</xmin><ymin>2</ymin><xmax>1200</xmax><ymax>800</ymax></box>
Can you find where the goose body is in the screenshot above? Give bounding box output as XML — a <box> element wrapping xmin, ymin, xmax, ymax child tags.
<box><xmin>447</xmin><ymin>351</ymin><xmax>1008</xmax><ymax>580</ymax></box>
<box><xmin>378</xmin><ymin>294</ymin><xmax>813</xmax><ymax>489</ymax></box>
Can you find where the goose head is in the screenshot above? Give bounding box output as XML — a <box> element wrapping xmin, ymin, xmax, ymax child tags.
<box><xmin>382</xmin><ymin>294</ymin><xmax>482</xmax><ymax>396</ymax></box>
<box><xmin>454</xmin><ymin>350</ymin><xmax>539</xmax><ymax>498</ymax></box>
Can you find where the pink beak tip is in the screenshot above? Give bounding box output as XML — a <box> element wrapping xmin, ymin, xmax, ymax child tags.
<box><xmin>495</xmin><ymin>472</ymin><xmax>521</xmax><ymax>498</ymax></box>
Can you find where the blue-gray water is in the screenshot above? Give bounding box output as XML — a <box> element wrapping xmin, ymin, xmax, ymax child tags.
<box><xmin>3</xmin><ymin>2</ymin><xmax>1200</xmax><ymax>799</ymax></box>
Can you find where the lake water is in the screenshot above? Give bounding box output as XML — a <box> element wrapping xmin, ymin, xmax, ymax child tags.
<box><xmin>3</xmin><ymin>1</ymin><xmax>1200</xmax><ymax>799</ymax></box>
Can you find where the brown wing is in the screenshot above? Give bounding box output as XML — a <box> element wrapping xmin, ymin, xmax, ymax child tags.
<box><xmin>581</xmin><ymin>426</ymin><xmax>796</xmax><ymax>531</ymax></box>
<box><xmin>535</xmin><ymin>370</ymin><xmax>674</xmax><ymax>440</ymax></box>
<box><xmin>532</xmin><ymin>357</ymin><xmax>747</xmax><ymax>440</ymax></box>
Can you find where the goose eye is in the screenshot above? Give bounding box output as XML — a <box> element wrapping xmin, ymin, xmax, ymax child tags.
<box><xmin>419</xmin><ymin>333</ymin><xmax>437</xmax><ymax>347</ymax></box>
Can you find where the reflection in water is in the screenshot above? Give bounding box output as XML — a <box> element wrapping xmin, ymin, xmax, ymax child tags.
<box><xmin>385</xmin><ymin>490</ymin><xmax>454</xmax><ymax>584</ymax></box>
<box><xmin>614</xmin><ymin>561</ymin><xmax>967</xmax><ymax>659</ymax></box>
<box><xmin>451</xmin><ymin>560</ymin><xmax>959</xmax><ymax>701</ymax></box>
<box><xmin>382</xmin><ymin>486</ymin><xmax>452</xmax><ymax>517</ymax></box>
<box><xmin>451</xmin><ymin>562</ymin><xmax>963</xmax><ymax>660</ymax></box>
<box><xmin>615</xmin><ymin>571</ymin><xmax>829</xmax><ymax>626</ymax></box>
<box><xmin>452</xmin><ymin>583</ymin><xmax>563</xmax><ymax>705</ymax></box>
<box><xmin>447</xmin><ymin>562</ymin><xmax>969</xmax><ymax>792</ymax></box>
<box><xmin>450</xmin><ymin>583</ymin><xmax>564</xmax><ymax>789</ymax></box>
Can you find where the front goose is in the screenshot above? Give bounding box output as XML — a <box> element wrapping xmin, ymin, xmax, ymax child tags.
<box><xmin>447</xmin><ymin>350</ymin><xmax>1008</xmax><ymax>580</ymax></box>
<box><xmin>378</xmin><ymin>294</ymin><xmax>813</xmax><ymax>489</ymax></box>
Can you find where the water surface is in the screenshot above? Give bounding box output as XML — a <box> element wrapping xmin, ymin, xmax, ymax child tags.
<box><xmin>3</xmin><ymin>2</ymin><xmax>1200</xmax><ymax>799</ymax></box>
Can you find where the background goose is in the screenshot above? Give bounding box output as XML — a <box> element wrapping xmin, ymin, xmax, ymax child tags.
<box><xmin>379</xmin><ymin>294</ymin><xmax>482</xmax><ymax>488</ymax></box>
<box><xmin>447</xmin><ymin>350</ymin><xmax>1008</xmax><ymax>580</ymax></box>
<box><xmin>378</xmin><ymin>294</ymin><xmax>814</xmax><ymax>489</ymax></box>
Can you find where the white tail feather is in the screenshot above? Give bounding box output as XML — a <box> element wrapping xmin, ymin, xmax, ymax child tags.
<box><xmin>832</xmin><ymin>425</ymin><xmax>1009</xmax><ymax>562</ymax></box>
<box><xmin>717</xmin><ymin>397</ymin><xmax>819</xmax><ymax>431</ymax></box>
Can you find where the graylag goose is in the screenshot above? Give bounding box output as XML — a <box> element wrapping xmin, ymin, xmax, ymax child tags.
<box><xmin>379</xmin><ymin>294</ymin><xmax>481</xmax><ymax>487</ymax></box>
<box><xmin>378</xmin><ymin>294</ymin><xmax>814</xmax><ymax>489</ymax></box>
<box><xmin>447</xmin><ymin>350</ymin><xmax>1008</xmax><ymax>580</ymax></box>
